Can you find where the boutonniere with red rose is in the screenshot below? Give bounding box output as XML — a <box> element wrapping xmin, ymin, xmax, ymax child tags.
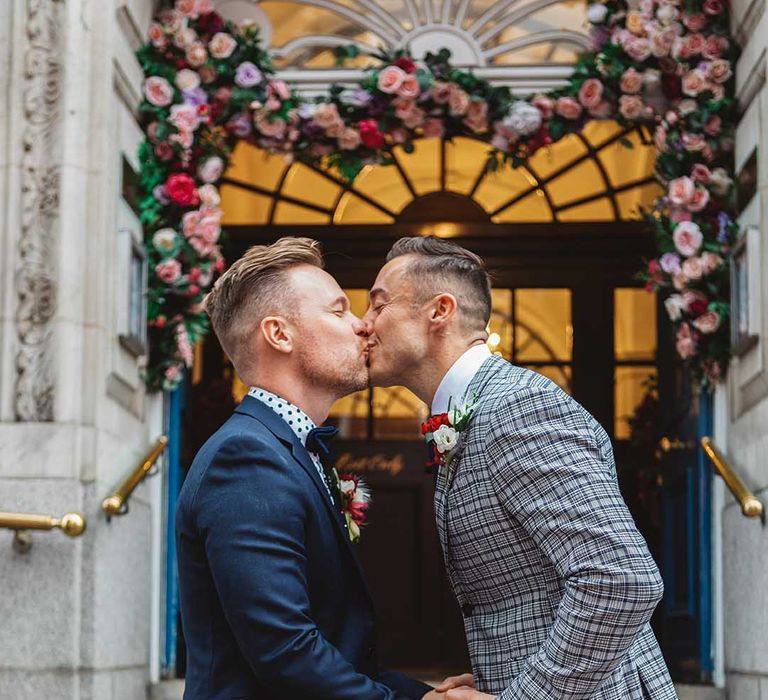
<box><xmin>421</xmin><ymin>394</ymin><xmax>479</xmax><ymax>473</ymax></box>
<box><xmin>334</xmin><ymin>472</ymin><xmax>371</xmax><ymax>543</ymax></box>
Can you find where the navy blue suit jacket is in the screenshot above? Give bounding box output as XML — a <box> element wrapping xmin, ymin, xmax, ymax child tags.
<box><xmin>176</xmin><ymin>395</ymin><xmax>431</xmax><ymax>700</ymax></box>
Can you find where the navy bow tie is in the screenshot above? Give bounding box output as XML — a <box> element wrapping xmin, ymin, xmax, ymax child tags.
<box><xmin>306</xmin><ymin>425</ymin><xmax>339</xmax><ymax>463</ymax></box>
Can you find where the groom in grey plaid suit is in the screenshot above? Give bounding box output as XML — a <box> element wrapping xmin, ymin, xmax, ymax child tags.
<box><xmin>363</xmin><ymin>237</ymin><xmax>676</xmax><ymax>700</ymax></box>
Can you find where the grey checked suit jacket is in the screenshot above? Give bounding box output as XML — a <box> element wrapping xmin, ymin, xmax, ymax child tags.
<box><xmin>434</xmin><ymin>355</ymin><xmax>677</xmax><ymax>699</ymax></box>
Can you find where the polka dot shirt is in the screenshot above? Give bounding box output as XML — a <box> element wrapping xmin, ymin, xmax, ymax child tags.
<box><xmin>248</xmin><ymin>386</ymin><xmax>333</xmax><ymax>501</ymax></box>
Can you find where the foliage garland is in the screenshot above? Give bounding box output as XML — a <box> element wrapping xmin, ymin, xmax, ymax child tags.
<box><xmin>137</xmin><ymin>0</ymin><xmax>738</xmax><ymax>391</ymax></box>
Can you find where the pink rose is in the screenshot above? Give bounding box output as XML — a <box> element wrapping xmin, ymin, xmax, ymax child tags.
<box><xmin>464</xmin><ymin>100</ymin><xmax>489</xmax><ymax>133</ymax></box>
<box><xmin>650</xmin><ymin>29</ymin><xmax>676</xmax><ymax>57</ymax></box>
<box><xmin>701</xmin><ymin>251</ymin><xmax>724</xmax><ymax>274</ymax></box>
<box><xmin>676</xmin><ymin>323</ymin><xmax>699</xmax><ymax>359</ymax></box>
<box><xmin>423</xmin><ymin>118</ymin><xmax>445</xmax><ymax>138</ymax></box>
<box><xmin>703</xmin><ymin>35</ymin><xmax>728</xmax><ymax>60</ymax></box>
<box><xmin>324</xmin><ymin>119</ymin><xmax>345</xmax><ymax>138</ymax></box>
<box><xmin>708</xmin><ymin>83</ymin><xmax>725</xmax><ymax>100</ymax></box>
<box><xmin>682</xmin><ymin>256</ymin><xmax>704</xmax><ymax>280</ymax></box>
<box><xmin>703</xmin><ymin>0</ymin><xmax>724</xmax><ymax>14</ymax></box>
<box><xmin>144</xmin><ymin>76</ymin><xmax>174</xmax><ymax>107</ymax></box>
<box><xmin>169</xmin><ymin>103</ymin><xmax>200</xmax><ymax>133</ymax></box>
<box><xmin>209</xmin><ymin>32</ymin><xmax>237</xmax><ymax>59</ymax></box>
<box><xmin>654</xmin><ymin>125</ymin><xmax>668</xmax><ymax>151</ymax></box>
<box><xmin>256</xmin><ymin>115</ymin><xmax>287</xmax><ymax>139</ymax></box>
<box><xmin>182</xmin><ymin>210</ymin><xmax>202</xmax><ymax>238</ymax></box>
<box><xmin>668</xmin><ymin>176</ymin><xmax>695</xmax><ymax>206</ymax></box>
<box><xmin>589</xmin><ymin>100</ymin><xmax>612</xmax><ymax>118</ymax></box>
<box><xmin>377</xmin><ymin>65</ymin><xmax>406</xmax><ymax>94</ymax></box>
<box><xmin>185</xmin><ymin>42</ymin><xmax>208</xmax><ymax>68</ymax></box>
<box><xmin>176</xmin><ymin>0</ymin><xmax>199</xmax><ymax>18</ymax></box>
<box><xmin>174</xmin><ymin>26</ymin><xmax>197</xmax><ymax>50</ymax></box>
<box><xmin>198</xmin><ymin>184</ymin><xmax>220</xmax><ymax>208</ymax></box>
<box><xmin>449</xmin><ymin>87</ymin><xmax>470</xmax><ymax>116</ymax></box>
<box><xmin>688</xmin><ymin>186</ymin><xmax>710</xmax><ymax>211</ymax></box>
<box><xmin>197</xmin><ymin>156</ymin><xmax>224</xmax><ymax>183</ymax></box>
<box><xmin>625</xmin><ymin>38</ymin><xmax>652</xmax><ymax>61</ymax></box>
<box><xmin>156</xmin><ymin>259</ymin><xmax>182</xmax><ymax>284</ymax></box>
<box><xmin>390</xmin><ymin>127</ymin><xmax>408</xmax><ymax>144</ymax></box>
<box><xmin>693</xmin><ymin>311</ymin><xmax>721</xmax><ymax>334</ymax></box>
<box><xmin>313</xmin><ymin>103</ymin><xmax>340</xmax><ymax>129</ymax></box>
<box><xmin>170</xmin><ymin>130</ymin><xmax>193</xmax><ymax>149</ymax></box>
<box><xmin>175</xmin><ymin>68</ymin><xmax>200</xmax><ymax>91</ymax></box>
<box><xmin>401</xmin><ymin>105</ymin><xmax>425</xmax><ymax>129</ymax></box>
<box><xmin>682</xmin><ymin>69</ymin><xmax>707</xmax><ymax>96</ymax></box>
<box><xmin>673</xmin><ymin>220</ymin><xmax>703</xmax><ymax>255</ymax></box>
<box><xmin>578</xmin><ymin>78</ymin><xmax>603</xmax><ymax>109</ymax></box>
<box><xmin>431</xmin><ymin>82</ymin><xmax>452</xmax><ymax>104</ymax></box>
<box><xmin>270</xmin><ymin>80</ymin><xmax>291</xmax><ymax>101</ymax></box>
<box><xmin>686</xmin><ymin>33</ymin><xmax>706</xmax><ymax>55</ymax></box>
<box><xmin>619</xmin><ymin>95</ymin><xmax>644</xmax><ymax>120</ymax></box>
<box><xmin>670</xmin><ymin>207</ymin><xmax>693</xmax><ymax>223</ymax></box>
<box><xmin>148</xmin><ymin>23</ymin><xmax>167</xmax><ymax>49</ymax></box>
<box><xmin>531</xmin><ymin>94</ymin><xmax>555</xmax><ymax>119</ymax></box>
<box><xmin>398</xmin><ymin>74</ymin><xmax>421</xmax><ymax>99</ymax></box>
<box><xmin>556</xmin><ymin>96</ymin><xmax>583</xmax><ymax>120</ymax></box>
<box><xmin>682</xmin><ymin>13</ymin><xmax>707</xmax><ymax>31</ymax></box>
<box><xmin>338</xmin><ymin>128</ymin><xmax>361</xmax><ymax>150</ymax></box>
<box><xmin>620</xmin><ymin>68</ymin><xmax>644</xmax><ymax>94</ymax></box>
<box><xmin>691</xmin><ymin>164</ymin><xmax>711</xmax><ymax>183</ymax></box>
<box><xmin>197</xmin><ymin>215</ymin><xmax>221</xmax><ymax>244</ymax></box>
<box><xmin>708</xmin><ymin>59</ymin><xmax>732</xmax><ymax>83</ymax></box>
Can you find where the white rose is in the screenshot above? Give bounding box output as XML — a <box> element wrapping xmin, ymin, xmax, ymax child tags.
<box><xmin>587</xmin><ymin>3</ymin><xmax>609</xmax><ymax>23</ymax></box>
<box><xmin>678</xmin><ymin>99</ymin><xmax>698</xmax><ymax>115</ymax></box>
<box><xmin>709</xmin><ymin>167</ymin><xmax>732</xmax><ymax>196</ymax></box>
<box><xmin>175</xmin><ymin>68</ymin><xmax>200</xmax><ymax>92</ymax></box>
<box><xmin>503</xmin><ymin>101</ymin><xmax>542</xmax><ymax>137</ymax></box>
<box><xmin>153</xmin><ymin>228</ymin><xmax>178</xmax><ymax>253</ymax></box>
<box><xmin>297</xmin><ymin>102</ymin><xmax>318</xmax><ymax>119</ymax></box>
<box><xmin>643</xmin><ymin>68</ymin><xmax>661</xmax><ymax>88</ymax></box>
<box><xmin>656</xmin><ymin>4</ymin><xmax>678</xmax><ymax>23</ymax></box>
<box><xmin>433</xmin><ymin>424</ymin><xmax>459</xmax><ymax>453</ymax></box>
<box><xmin>197</xmin><ymin>156</ymin><xmax>224</xmax><ymax>184</ymax></box>
<box><xmin>664</xmin><ymin>294</ymin><xmax>685</xmax><ymax>321</ymax></box>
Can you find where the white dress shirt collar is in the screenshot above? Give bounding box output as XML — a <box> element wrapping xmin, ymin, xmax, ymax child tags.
<box><xmin>431</xmin><ymin>344</ymin><xmax>492</xmax><ymax>415</ymax></box>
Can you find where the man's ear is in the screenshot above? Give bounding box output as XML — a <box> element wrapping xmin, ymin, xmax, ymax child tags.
<box><xmin>260</xmin><ymin>316</ymin><xmax>293</xmax><ymax>354</ymax></box>
<box><xmin>429</xmin><ymin>293</ymin><xmax>458</xmax><ymax>328</ymax></box>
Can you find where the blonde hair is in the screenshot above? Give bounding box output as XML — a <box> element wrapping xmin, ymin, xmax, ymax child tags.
<box><xmin>204</xmin><ymin>237</ymin><xmax>324</xmax><ymax>373</ymax></box>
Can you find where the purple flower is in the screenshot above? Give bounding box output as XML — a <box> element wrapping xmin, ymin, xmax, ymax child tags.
<box><xmin>367</xmin><ymin>95</ymin><xmax>388</xmax><ymax>117</ymax></box>
<box><xmin>235</xmin><ymin>61</ymin><xmax>263</xmax><ymax>88</ymax></box>
<box><xmin>153</xmin><ymin>184</ymin><xmax>170</xmax><ymax>205</ymax></box>
<box><xmin>226</xmin><ymin>112</ymin><xmax>252</xmax><ymax>137</ymax></box>
<box><xmin>183</xmin><ymin>87</ymin><xmax>208</xmax><ymax>106</ymax></box>
<box><xmin>351</xmin><ymin>87</ymin><xmax>373</xmax><ymax>107</ymax></box>
<box><xmin>717</xmin><ymin>211</ymin><xmax>731</xmax><ymax>244</ymax></box>
<box><xmin>302</xmin><ymin>121</ymin><xmax>325</xmax><ymax>140</ymax></box>
<box><xmin>660</xmin><ymin>252</ymin><xmax>682</xmax><ymax>274</ymax></box>
<box><xmin>590</xmin><ymin>26</ymin><xmax>611</xmax><ymax>50</ymax></box>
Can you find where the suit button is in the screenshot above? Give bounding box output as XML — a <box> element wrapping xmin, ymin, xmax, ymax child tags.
<box><xmin>367</xmin><ymin>645</ymin><xmax>375</xmax><ymax>657</ymax></box>
<box><xmin>461</xmin><ymin>603</ymin><xmax>474</xmax><ymax>617</ymax></box>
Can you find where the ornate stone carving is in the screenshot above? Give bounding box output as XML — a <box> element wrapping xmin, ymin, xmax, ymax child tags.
<box><xmin>14</xmin><ymin>0</ymin><xmax>63</xmax><ymax>421</ymax></box>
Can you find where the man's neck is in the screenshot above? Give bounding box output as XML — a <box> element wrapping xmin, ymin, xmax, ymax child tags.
<box><xmin>409</xmin><ymin>337</ymin><xmax>486</xmax><ymax>407</ymax></box>
<box><xmin>249</xmin><ymin>373</ymin><xmax>334</xmax><ymax>426</ymax></box>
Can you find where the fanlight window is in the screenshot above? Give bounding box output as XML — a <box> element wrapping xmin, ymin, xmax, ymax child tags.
<box><xmin>217</xmin><ymin>0</ymin><xmax>590</xmax><ymax>70</ymax></box>
<box><xmin>220</xmin><ymin>121</ymin><xmax>662</xmax><ymax>226</ymax></box>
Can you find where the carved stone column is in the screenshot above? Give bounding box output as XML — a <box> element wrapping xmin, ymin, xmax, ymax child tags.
<box><xmin>14</xmin><ymin>0</ymin><xmax>63</xmax><ymax>422</ymax></box>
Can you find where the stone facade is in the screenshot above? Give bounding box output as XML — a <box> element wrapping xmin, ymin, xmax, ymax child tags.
<box><xmin>718</xmin><ymin>0</ymin><xmax>768</xmax><ymax>697</ymax></box>
<box><xmin>0</xmin><ymin>0</ymin><xmax>164</xmax><ymax>698</ymax></box>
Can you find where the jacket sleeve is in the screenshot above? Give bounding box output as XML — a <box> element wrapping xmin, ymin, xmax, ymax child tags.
<box><xmin>486</xmin><ymin>387</ymin><xmax>664</xmax><ymax>700</ymax></box>
<box><xmin>190</xmin><ymin>434</ymin><xmax>416</xmax><ymax>700</ymax></box>
<box><xmin>377</xmin><ymin>670</ymin><xmax>433</xmax><ymax>699</ymax></box>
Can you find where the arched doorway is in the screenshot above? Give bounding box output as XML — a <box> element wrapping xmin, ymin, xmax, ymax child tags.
<box><xmin>170</xmin><ymin>123</ymin><xmax>697</xmax><ymax>677</ymax></box>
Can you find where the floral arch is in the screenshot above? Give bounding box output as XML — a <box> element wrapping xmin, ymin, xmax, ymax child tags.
<box><xmin>138</xmin><ymin>0</ymin><xmax>738</xmax><ymax>391</ymax></box>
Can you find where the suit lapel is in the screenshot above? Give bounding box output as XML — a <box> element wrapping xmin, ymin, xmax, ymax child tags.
<box><xmin>235</xmin><ymin>396</ymin><xmax>370</xmax><ymax>593</ymax></box>
<box><xmin>442</xmin><ymin>355</ymin><xmax>507</xmax><ymax>492</ymax></box>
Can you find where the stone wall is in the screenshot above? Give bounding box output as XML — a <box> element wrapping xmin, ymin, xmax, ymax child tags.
<box><xmin>722</xmin><ymin>0</ymin><xmax>768</xmax><ymax>696</ymax></box>
<box><xmin>0</xmin><ymin>1</ymin><xmax>163</xmax><ymax>698</ymax></box>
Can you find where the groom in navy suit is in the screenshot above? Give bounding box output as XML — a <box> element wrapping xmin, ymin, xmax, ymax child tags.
<box><xmin>176</xmin><ymin>238</ymin><xmax>443</xmax><ymax>700</ymax></box>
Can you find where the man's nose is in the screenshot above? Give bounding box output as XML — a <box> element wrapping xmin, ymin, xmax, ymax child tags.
<box><xmin>352</xmin><ymin>315</ymin><xmax>369</xmax><ymax>337</ymax></box>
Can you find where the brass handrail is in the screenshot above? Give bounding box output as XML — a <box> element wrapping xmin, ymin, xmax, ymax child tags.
<box><xmin>0</xmin><ymin>511</ymin><xmax>86</xmax><ymax>553</ymax></box>
<box><xmin>701</xmin><ymin>437</ymin><xmax>764</xmax><ymax>519</ymax></box>
<box><xmin>102</xmin><ymin>436</ymin><xmax>168</xmax><ymax>518</ymax></box>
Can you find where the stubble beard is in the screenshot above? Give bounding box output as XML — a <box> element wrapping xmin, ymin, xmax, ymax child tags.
<box><xmin>297</xmin><ymin>344</ymin><xmax>369</xmax><ymax>399</ymax></box>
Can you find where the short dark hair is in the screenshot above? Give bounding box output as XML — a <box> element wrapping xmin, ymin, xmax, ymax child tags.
<box><xmin>386</xmin><ymin>237</ymin><xmax>491</xmax><ymax>332</ymax></box>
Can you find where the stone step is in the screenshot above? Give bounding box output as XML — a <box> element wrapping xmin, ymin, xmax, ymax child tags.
<box><xmin>675</xmin><ymin>684</ymin><xmax>726</xmax><ymax>700</ymax></box>
<box><xmin>149</xmin><ymin>679</ymin><xmax>727</xmax><ymax>699</ymax></box>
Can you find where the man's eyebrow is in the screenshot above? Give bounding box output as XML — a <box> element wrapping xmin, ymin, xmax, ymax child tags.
<box><xmin>330</xmin><ymin>295</ymin><xmax>348</xmax><ymax>307</ymax></box>
<box><xmin>369</xmin><ymin>288</ymin><xmax>389</xmax><ymax>300</ymax></box>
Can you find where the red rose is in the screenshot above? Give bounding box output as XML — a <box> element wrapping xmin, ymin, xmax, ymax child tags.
<box><xmin>689</xmin><ymin>299</ymin><xmax>708</xmax><ymax>316</ymax></box>
<box><xmin>166</xmin><ymin>173</ymin><xmax>199</xmax><ymax>207</ymax></box>
<box><xmin>703</xmin><ymin>0</ymin><xmax>724</xmax><ymax>14</ymax></box>
<box><xmin>196</xmin><ymin>11</ymin><xmax>225</xmax><ymax>36</ymax></box>
<box><xmin>359</xmin><ymin>119</ymin><xmax>385</xmax><ymax>149</ymax></box>
<box><xmin>394</xmin><ymin>56</ymin><xmax>417</xmax><ymax>73</ymax></box>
